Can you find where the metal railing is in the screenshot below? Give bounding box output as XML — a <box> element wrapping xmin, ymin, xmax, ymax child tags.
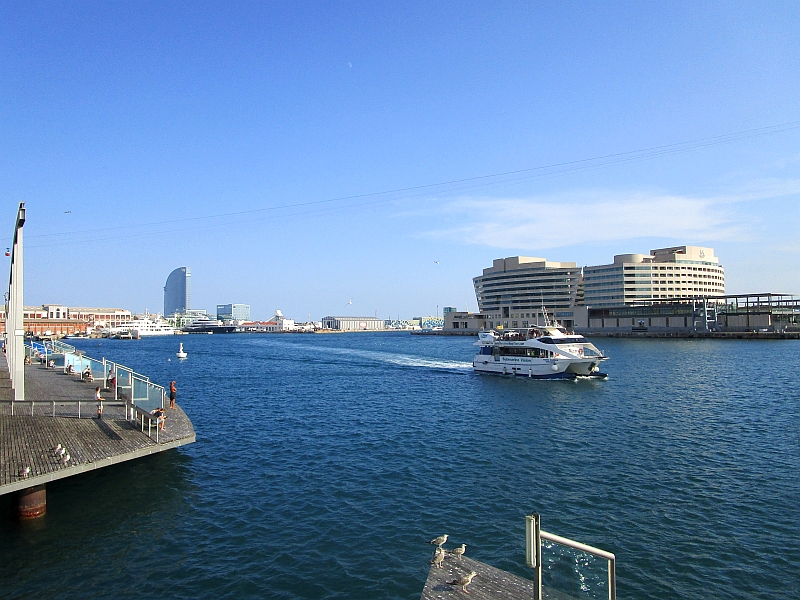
<box><xmin>20</xmin><ymin>340</ymin><xmax>168</xmax><ymax>442</ymax></box>
<box><xmin>0</xmin><ymin>398</ymin><xmax>164</xmax><ymax>443</ymax></box>
<box><xmin>526</xmin><ymin>513</ymin><xmax>616</xmax><ymax>600</ymax></box>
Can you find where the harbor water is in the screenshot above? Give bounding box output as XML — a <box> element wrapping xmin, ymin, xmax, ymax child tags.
<box><xmin>2</xmin><ymin>333</ymin><xmax>798</xmax><ymax>599</ymax></box>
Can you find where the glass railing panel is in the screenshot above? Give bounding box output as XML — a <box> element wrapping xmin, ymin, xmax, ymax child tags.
<box><xmin>117</xmin><ymin>369</ymin><xmax>133</xmax><ymax>388</ymax></box>
<box><xmin>147</xmin><ymin>384</ymin><xmax>164</xmax><ymax>409</ymax></box>
<box><xmin>63</xmin><ymin>352</ymin><xmax>84</xmax><ymax>371</ymax></box>
<box><xmin>542</xmin><ymin>541</ymin><xmax>610</xmax><ymax>600</ymax></box>
<box><xmin>131</xmin><ymin>380</ymin><xmax>161</xmax><ymax>412</ymax></box>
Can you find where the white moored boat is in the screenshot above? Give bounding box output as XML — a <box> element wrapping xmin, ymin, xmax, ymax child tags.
<box><xmin>106</xmin><ymin>316</ymin><xmax>177</xmax><ymax>338</ymax></box>
<box><xmin>473</xmin><ymin>324</ymin><xmax>608</xmax><ymax>380</ymax></box>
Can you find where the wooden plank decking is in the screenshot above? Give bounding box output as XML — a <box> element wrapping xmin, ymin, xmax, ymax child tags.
<box><xmin>0</xmin><ymin>361</ymin><xmax>195</xmax><ymax>495</ymax></box>
<box><xmin>421</xmin><ymin>554</ymin><xmax>577</xmax><ymax>600</ymax></box>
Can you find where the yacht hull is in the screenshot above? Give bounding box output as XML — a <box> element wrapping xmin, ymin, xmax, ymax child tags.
<box><xmin>472</xmin><ymin>356</ymin><xmax>601</xmax><ymax>379</ymax></box>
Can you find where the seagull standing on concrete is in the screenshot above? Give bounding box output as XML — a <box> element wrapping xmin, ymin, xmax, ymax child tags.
<box><xmin>56</xmin><ymin>447</ymin><xmax>66</xmax><ymax>459</ymax></box>
<box><xmin>430</xmin><ymin>547</ymin><xmax>445</xmax><ymax>569</ymax></box>
<box><xmin>448</xmin><ymin>571</ymin><xmax>477</xmax><ymax>593</ymax></box>
<box><xmin>19</xmin><ymin>466</ymin><xmax>30</xmax><ymax>478</ymax></box>
<box><xmin>51</xmin><ymin>443</ymin><xmax>62</xmax><ymax>455</ymax></box>
<box><xmin>449</xmin><ymin>544</ymin><xmax>466</xmax><ymax>560</ymax></box>
<box><xmin>60</xmin><ymin>454</ymin><xmax>71</xmax><ymax>466</ymax></box>
<box><xmin>429</xmin><ymin>534</ymin><xmax>448</xmax><ymax>549</ymax></box>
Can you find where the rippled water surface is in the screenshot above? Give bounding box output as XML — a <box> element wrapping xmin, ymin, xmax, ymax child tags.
<box><xmin>2</xmin><ymin>333</ymin><xmax>799</xmax><ymax>599</ymax></box>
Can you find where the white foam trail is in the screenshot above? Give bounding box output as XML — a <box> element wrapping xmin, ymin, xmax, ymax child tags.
<box><xmin>324</xmin><ymin>347</ymin><xmax>472</xmax><ymax>371</ymax></box>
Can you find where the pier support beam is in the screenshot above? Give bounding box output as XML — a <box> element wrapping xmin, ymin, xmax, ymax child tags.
<box><xmin>16</xmin><ymin>484</ymin><xmax>46</xmax><ymax>519</ymax></box>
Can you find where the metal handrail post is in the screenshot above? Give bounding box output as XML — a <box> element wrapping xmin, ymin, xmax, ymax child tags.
<box><xmin>525</xmin><ymin>514</ymin><xmax>542</xmax><ymax>600</ymax></box>
<box><xmin>608</xmin><ymin>556</ymin><xmax>616</xmax><ymax>600</ymax></box>
<box><xmin>103</xmin><ymin>357</ymin><xmax>107</xmax><ymax>387</ymax></box>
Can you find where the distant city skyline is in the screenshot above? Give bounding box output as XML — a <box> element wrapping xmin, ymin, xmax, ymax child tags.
<box><xmin>3</xmin><ymin>4</ymin><xmax>799</xmax><ymax>317</ymax></box>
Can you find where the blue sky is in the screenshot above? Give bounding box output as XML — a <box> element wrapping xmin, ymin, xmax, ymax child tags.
<box><xmin>2</xmin><ymin>2</ymin><xmax>799</xmax><ymax>319</ymax></box>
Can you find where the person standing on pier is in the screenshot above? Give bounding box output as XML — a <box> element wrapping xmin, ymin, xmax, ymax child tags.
<box><xmin>95</xmin><ymin>387</ymin><xmax>103</xmax><ymax>419</ymax></box>
<box><xmin>169</xmin><ymin>381</ymin><xmax>177</xmax><ymax>409</ymax></box>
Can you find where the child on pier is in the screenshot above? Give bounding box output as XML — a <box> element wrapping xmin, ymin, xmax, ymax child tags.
<box><xmin>95</xmin><ymin>387</ymin><xmax>103</xmax><ymax>419</ymax></box>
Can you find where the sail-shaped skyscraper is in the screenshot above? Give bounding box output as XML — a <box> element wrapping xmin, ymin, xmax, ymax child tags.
<box><xmin>164</xmin><ymin>267</ymin><xmax>191</xmax><ymax>316</ymax></box>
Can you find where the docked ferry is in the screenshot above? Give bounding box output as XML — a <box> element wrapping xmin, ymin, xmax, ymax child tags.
<box><xmin>106</xmin><ymin>317</ymin><xmax>177</xmax><ymax>338</ymax></box>
<box><xmin>473</xmin><ymin>325</ymin><xmax>608</xmax><ymax>380</ymax></box>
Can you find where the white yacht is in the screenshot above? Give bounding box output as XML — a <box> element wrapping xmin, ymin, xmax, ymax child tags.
<box><xmin>473</xmin><ymin>324</ymin><xmax>608</xmax><ymax>380</ymax></box>
<box><xmin>108</xmin><ymin>316</ymin><xmax>177</xmax><ymax>338</ymax></box>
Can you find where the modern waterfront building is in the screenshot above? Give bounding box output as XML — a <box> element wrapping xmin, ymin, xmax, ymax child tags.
<box><xmin>473</xmin><ymin>256</ymin><xmax>581</xmax><ymax>330</ymax></box>
<box><xmin>166</xmin><ymin>309</ymin><xmax>208</xmax><ymax>329</ymax></box>
<box><xmin>164</xmin><ymin>267</ymin><xmax>191</xmax><ymax>316</ymax></box>
<box><xmin>321</xmin><ymin>316</ymin><xmax>385</xmax><ymax>331</ymax></box>
<box><xmin>216</xmin><ymin>303</ymin><xmax>250</xmax><ymax>322</ymax></box>
<box><xmin>416</xmin><ymin>316</ymin><xmax>444</xmax><ymax>329</ymax></box>
<box><xmin>582</xmin><ymin>246</ymin><xmax>725</xmax><ymax>308</ymax></box>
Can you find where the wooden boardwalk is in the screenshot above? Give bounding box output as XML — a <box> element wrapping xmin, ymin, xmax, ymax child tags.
<box><xmin>421</xmin><ymin>554</ymin><xmax>576</xmax><ymax>600</ymax></box>
<box><xmin>0</xmin><ymin>362</ymin><xmax>195</xmax><ymax>496</ymax></box>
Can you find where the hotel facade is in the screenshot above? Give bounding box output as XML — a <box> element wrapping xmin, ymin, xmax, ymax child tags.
<box><xmin>582</xmin><ymin>246</ymin><xmax>725</xmax><ymax>308</ymax></box>
<box><xmin>472</xmin><ymin>256</ymin><xmax>581</xmax><ymax>330</ymax></box>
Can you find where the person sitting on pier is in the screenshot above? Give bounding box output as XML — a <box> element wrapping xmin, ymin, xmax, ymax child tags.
<box><xmin>82</xmin><ymin>366</ymin><xmax>93</xmax><ymax>382</ymax></box>
<box><xmin>24</xmin><ymin>355</ymin><xmax>31</xmax><ymax>365</ymax></box>
<box><xmin>48</xmin><ymin>359</ymin><xmax>55</xmax><ymax>369</ymax></box>
<box><xmin>151</xmin><ymin>407</ymin><xmax>166</xmax><ymax>430</ymax></box>
<box><xmin>66</xmin><ymin>363</ymin><xmax>75</xmax><ymax>374</ymax></box>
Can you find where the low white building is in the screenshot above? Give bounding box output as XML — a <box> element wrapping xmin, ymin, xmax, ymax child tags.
<box><xmin>268</xmin><ymin>310</ymin><xmax>295</xmax><ymax>332</ymax></box>
<box><xmin>322</xmin><ymin>316</ymin><xmax>385</xmax><ymax>331</ymax></box>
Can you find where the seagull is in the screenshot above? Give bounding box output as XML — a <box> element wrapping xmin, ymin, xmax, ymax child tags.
<box><xmin>19</xmin><ymin>466</ymin><xmax>30</xmax><ymax>478</ymax></box>
<box><xmin>448</xmin><ymin>544</ymin><xmax>466</xmax><ymax>560</ymax></box>
<box><xmin>448</xmin><ymin>571</ymin><xmax>477</xmax><ymax>593</ymax></box>
<box><xmin>430</xmin><ymin>548</ymin><xmax>445</xmax><ymax>569</ymax></box>
<box><xmin>434</xmin><ymin>261</ymin><xmax>440</xmax><ymax>264</ymax></box>
<box><xmin>51</xmin><ymin>443</ymin><xmax>62</xmax><ymax>455</ymax></box>
<box><xmin>60</xmin><ymin>454</ymin><xmax>71</xmax><ymax>465</ymax></box>
<box><xmin>345</xmin><ymin>298</ymin><xmax>353</xmax><ymax>308</ymax></box>
<box><xmin>56</xmin><ymin>447</ymin><xmax>66</xmax><ymax>458</ymax></box>
<box><xmin>64</xmin><ymin>210</ymin><xmax>71</xmax><ymax>214</ymax></box>
<box><xmin>430</xmin><ymin>534</ymin><xmax>448</xmax><ymax>548</ymax></box>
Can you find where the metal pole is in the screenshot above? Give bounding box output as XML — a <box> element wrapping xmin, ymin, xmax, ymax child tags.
<box><xmin>608</xmin><ymin>557</ymin><xmax>616</xmax><ymax>600</ymax></box>
<box><xmin>525</xmin><ymin>513</ymin><xmax>542</xmax><ymax>600</ymax></box>
<box><xmin>7</xmin><ymin>203</ymin><xmax>26</xmax><ymax>400</ymax></box>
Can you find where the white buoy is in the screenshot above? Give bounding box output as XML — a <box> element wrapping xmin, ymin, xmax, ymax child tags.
<box><xmin>176</xmin><ymin>343</ymin><xmax>187</xmax><ymax>359</ymax></box>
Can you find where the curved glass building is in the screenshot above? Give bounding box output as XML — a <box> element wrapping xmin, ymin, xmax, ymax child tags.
<box><xmin>164</xmin><ymin>267</ymin><xmax>191</xmax><ymax>316</ymax></box>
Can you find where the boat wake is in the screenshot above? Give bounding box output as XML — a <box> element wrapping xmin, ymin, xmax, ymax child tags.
<box><xmin>324</xmin><ymin>347</ymin><xmax>473</xmax><ymax>372</ymax></box>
